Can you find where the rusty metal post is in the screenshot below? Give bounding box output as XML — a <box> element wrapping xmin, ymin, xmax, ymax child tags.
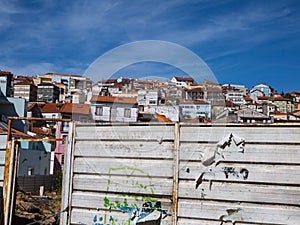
<box><xmin>172</xmin><ymin>122</ymin><xmax>180</xmax><ymax>225</ymax></box>
<box><xmin>2</xmin><ymin>118</ymin><xmax>12</xmax><ymax>225</ymax></box>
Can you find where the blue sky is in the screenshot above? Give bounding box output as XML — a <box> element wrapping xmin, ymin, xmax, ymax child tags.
<box><xmin>0</xmin><ymin>0</ymin><xmax>300</xmax><ymax>92</ymax></box>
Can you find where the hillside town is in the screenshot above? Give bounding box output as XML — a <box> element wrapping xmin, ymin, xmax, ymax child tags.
<box><xmin>1</xmin><ymin>69</ymin><xmax>300</xmax><ymax>177</ymax></box>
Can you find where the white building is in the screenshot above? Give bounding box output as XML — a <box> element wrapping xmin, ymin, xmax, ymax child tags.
<box><xmin>179</xmin><ymin>100</ymin><xmax>211</xmax><ymax>120</ymax></box>
<box><xmin>137</xmin><ymin>90</ymin><xmax>159</xmax><ymax>106</ymax></box>
<box><xmin>90</xmin><ymin>95</ymin><xmax>138</xmax><ymax>122</ymax></box>
<box><xmin>250</xmin><ymin>83</ymin><xmax>273</xmax><ymax>97</ymax></box>
<box><xmin>171</xmin><ymin>76</ymin><xmax>194</xmax><ymax>87</ymax></box>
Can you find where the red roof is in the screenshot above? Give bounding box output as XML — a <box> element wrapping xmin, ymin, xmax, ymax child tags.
<box><xmin>40</xmin><ymin>103</ymin><xmax>63</xmax><ymax>113</ymax></box>
<box><xmin>60</xmin><ymin>103</ymin><xmax>90</xmax><ymax>115</ymax></box>
<box><xmin>225</xmin><ymin>100</ymin><xmax>238</xmax><ymax>107</ymax></box>
<box><xmin>0</xmin><ymin>128</ymin><xmax>31</xmax><ymax>138</ymax></box>
<box><xmin>100</xmin><ymin>79</ymin><xmax>117</xmax><ymax>83</ymax></box>
<box><xmin>156</xmin><ymin>113</ymin><xmax>172</xmax><ymax>122</ymax></box>
<box><xmin>0</xmin><ymin>71</ymin><xmax>13</xmax><ymax>76</ymax></box>
<box><xmin>184</xmin><ymin>87</ymin><xmax>204</xmax><ymax>92</ymax></box>
<box><xmin>90</xmin><ymin>95</ymin><xmax>138</xmax><ymax>105</ymax></box>
<box><xmin>257</xmin><ymin>96</ymin><xmax>271</xmax><ymax>100</ymax></box>
<box><xmin>174</xmin><ymin>76</ymin><xmax>194</xmax><ymax>82</ymax></box>
<box><xmin>271</xmin><ymin>111</ymin><xmax>288</xmax><ymax>116</ymax></box>
<box><xmin>273</xmin><ymin>96</ymin><xmax>291</xmax><ymax>101</ymax></box>
<box><xmin>14</xmin><ymin>80</ymin><xmax>35</xmax><ymax>86</ymax></box>
<box><xmin>245</xmin><ymin>102</ymin><xmax>261</xmax><ymax>106</ymax></box>
<box><xmin>243</xmin><ymin>95</ymin><xmax>253</xmax><ymax>101</ymax></box>
<box><xmin>27</xmin><ymin>102</ymin><xmax>46</xmax><ymax>111</ymax></box>
<box><xmin>54</xmin><ymin>82</ymin><xmax>66</xmax><ymax>87</ymax></box>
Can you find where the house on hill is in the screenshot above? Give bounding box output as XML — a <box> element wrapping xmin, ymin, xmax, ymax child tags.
<box><xmin>90</xmin><ymin>95</ymin><xmax>138</xmax><ymax>122</ymax></box>
<box><xmin>171</xmin><ymin>76</ymin><xmax>194</xmax><ymax>87</ymax></box>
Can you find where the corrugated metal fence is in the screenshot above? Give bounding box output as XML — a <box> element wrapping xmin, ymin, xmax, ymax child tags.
<box><xmin>61</xmin><ymin>123</ymin><xmax>300</xmax><ymax>225</ymax></box>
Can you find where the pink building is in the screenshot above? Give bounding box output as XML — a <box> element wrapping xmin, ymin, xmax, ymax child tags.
<box><xmin>40</xmin><ymin>103</ymin><xmax>91</xmax><ymax>173</ymax></box>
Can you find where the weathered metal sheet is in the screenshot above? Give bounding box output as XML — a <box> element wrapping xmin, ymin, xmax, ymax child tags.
<box><xmin>180</xmin><ymin>125</ymin><xmax>300</xmax><ymax>143</ymax></box>
<box><xmin>75</xmin><ymin>124</ymin><xmax>175</xmax><ymax>141</ymax></box>
<box><xmin>179</xmin><ymin>181</ymin><xmax>300</xmax><ymax>205</ymax></box>
<box><xmin>178</xmin><ymin>200</ymin><xmax>300</xmax><ymax>224</ymax></box>
<box><xmin>178</xmin><ymin>124</ymin><xmax>300</xmax><ymax>225</ymax></box>
<box><xmin>75</xmin><ymin>141</ymin><xmax>174</xmax><ymax>159</ymax></box>
<box><xmin>180</xmin><ymin>142</ymin><xmax>300</xmax><ymax>164</ymax></box>
<box><xmin>62</xmin><ymin>123</ymin><xmax>300</xmax><ymax>225</ymax></box>
<box><xmin>73</xmin><ymin>158</ymin><xmax>174</xmax><ymax>177</ymax></box>
<box><xmin>180</xmin><ymin>162</ymin><xmax>300</xmax><ymax>185</ymax></box>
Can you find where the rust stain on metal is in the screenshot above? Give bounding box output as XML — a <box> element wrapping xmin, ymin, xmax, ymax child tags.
<box><xmin>3</xmin><ymin>119</ymin><xmax>12</xmax><ymax>222</ymax></box>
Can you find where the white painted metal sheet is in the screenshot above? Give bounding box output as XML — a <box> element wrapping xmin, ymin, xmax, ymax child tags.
<box><xmin>62</xmin><ymin>123</ymin><xmax>300</xmax><ymax>225</ymax></box>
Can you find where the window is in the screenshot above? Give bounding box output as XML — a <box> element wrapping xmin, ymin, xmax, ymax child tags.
<box><xmin>61</xmin><ymin>154</ymin><xmax>65</xmax><ymax>165</ymax></box>
<box><xmin>124</xmin><ymin>108</ymin><xmax>131</xmax><ymax>118</ymax></box>
<box><xmin>62</xmin><ymin>135</ymin><xmax>68</xmax><ymax>144</ymax></box>
<box><xmin>95</xmin><ymin>106</ymin><xmax>103</xmax><ymax>116</ymax></box>
<box><xmin>80</xmin><ymin>116</ymin><xmax>88</xmax><ymax>123</ymax></box>
<box><xmin>27</xmin><ymin>167</ymin><xmax>34</xmax><ymax>176</ymax></box>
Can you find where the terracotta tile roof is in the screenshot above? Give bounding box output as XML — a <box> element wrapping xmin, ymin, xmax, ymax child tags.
<box><xmin>40</xmin><ymin>103</ymin><xmax>63</xmax><ymax>113</ymax></box>
<box><xmin>273</xmin><ymin>96</ymin><xmax>291</xmax><ymax>101</ymax></box>
<box><xmin>270</xmin><ymin>111</ymin><xmax>288</xmax><ymax>116</ymax></box>
<box><xmin>100</xmin><ymin>79</ymin><xmax>117</xmax><ymax>83</ymax></box>
<box><xmin>60</xmin><ymin>103</ymin><xmax>90</xmax><ymax>115</ymax></box>
<box><xmin>292</xmin><ymin>110</ymin><xmax>300</xmax><ymax>114</ymax></box>
<box><xmin>257</xmin><ymin>96</ymin><xmax>271</xmax><ymax>100</ymax></box>
<box><xmin>0</xmin><ymin>71</ymin><xmax>13</xmax><ymax>76</ymax></box>
<box><xmin>225</xmin><ymin>100</ymin><xmax>238</xmax><ymax>107</ymax></box>
<box><xmin>290</xmin><ymin>91</ymin><xmax>300</xmax><ymax>96</ymax></box>
<box><xmin>90</xmin><ymin>95</ymin><xmax>138</xmax><ymax>104</ymax></box>
<box><xmin>53</xmin><ymin>82</ymin><xmax>66</xmax><ymax>87</ymax></box>
<box><xmin>27</xmin><ymin>102</ymin><xmax>46</xmax><ymax>111</ymax></box>
<box><xmin>179</xmin><ymin>99</ymin><xmax>209</xmax><ymax>105</ymax></box>
<box><xmin>184</xmin><ymin>116</ymin><xmax>211</xmax><ymax>123</ymax></box>
<box><xmin>243</xmin><ymin>95</ymin><xmax>253</xmax><ymax>101</ymax></box>
<box><xmin>14</xmin><ymin>80</ymin><xmax>35</xmax><ymax>86</ymax></box>
<box><xmin>174</xmin><ymin>76</ymin><xmax>194</xmax><ymax>82</ymax></box>
<box><xmin>156</xmin><ymin>113</ymin><xmax>172</xmax><ymax>122</ymax></box>
<box><xmin>184</xmin><ymin>87</ymin><xmax>204</xmax><ymax>92</ymax></box>
<box><xmin>245</xmin><ymin>102</ymin><xmax>261</xmax><ymax>106</ymax></box>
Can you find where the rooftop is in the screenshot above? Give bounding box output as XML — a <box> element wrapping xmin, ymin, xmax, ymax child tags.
<box><xmin>90</xmin><ymin>95</ymin><xmax>138</xmax><ymax>105</ymax></box>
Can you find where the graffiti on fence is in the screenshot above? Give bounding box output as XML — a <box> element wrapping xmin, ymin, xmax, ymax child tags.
<box><xmin>88</xmin><ymin>167</ymin><xmax>168</xmax><ymax>225</ymax></box>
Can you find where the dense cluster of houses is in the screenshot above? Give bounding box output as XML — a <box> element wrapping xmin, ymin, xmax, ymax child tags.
<box><xmin>0</xmin><ymin>70</ymin><xmax>300</xmax><ymax>177</ymax></box>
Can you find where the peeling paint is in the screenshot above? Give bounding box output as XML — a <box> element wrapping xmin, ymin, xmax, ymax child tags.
<box><xmin>222</xmin><ymin>167</ymin><xmax>249</xmax><ymax>180</ymax></box>
<box><xmin>196</xmin><ymin>133</ymin><xmax>246</xmax><ymax>189</ymax></box>
<box><xmin>219</xmin><ymin>208</ymin><xmax>243</xmax><ymax>225</ymax></box>
<box><xmin>202</xmin><ymin>133</ymin><xmax>245</xmax><ymax>167</ymax></box>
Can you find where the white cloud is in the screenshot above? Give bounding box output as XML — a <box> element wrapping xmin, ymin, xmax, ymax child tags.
<box><xmin>0</xmin><ymin>63</ymin><xmax>58</xmax><ymax>76</ymax></box>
